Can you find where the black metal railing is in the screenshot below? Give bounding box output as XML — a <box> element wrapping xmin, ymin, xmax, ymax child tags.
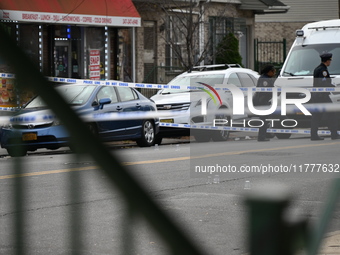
<box><xmin>254</xmin><ymin>39</ymin><xmax>287</xmax><ymax>72</ymax></box>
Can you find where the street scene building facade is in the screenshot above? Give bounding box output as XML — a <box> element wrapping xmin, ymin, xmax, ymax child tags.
<box><xmin>0</xmin><ymin>0</ymin><xmax>141</xmax><ymax>81</ymax></box>
<box><xmin>0</xmin><ymin>0</ymin><xmax>288</xmax><ymax>103</ymax></box>
<box><xmin>133</xmin><ymin>0</ymin><xmax>288</xmax><ymax>86</ymax></box>
<box><xmin>255</xmin><ymin>0</ymin><xmax>339</xmax><ymax>69</ymax></box>
<box><xmin>0</xmin><ymin>0</ymin><xmax>141</xmax><ymax>107</ymax></box>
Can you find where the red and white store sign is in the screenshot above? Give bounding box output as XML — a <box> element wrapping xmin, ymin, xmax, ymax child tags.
<box><xmin>89</xmin><ymin>50</ymin><xmax>100</xmax><ymax>80</ymax></box>
<box><xmin>0</xmin><ymin>10</ymin><xmax>141</xmax><ymax>27</ymax></box>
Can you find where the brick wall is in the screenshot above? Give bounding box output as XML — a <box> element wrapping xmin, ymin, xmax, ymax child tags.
<box><xmin>255</xmin><ymin>21</ymin><xmax>308</xmax><ymax>53</ymax></box>
<box><xmin>134</xmin><ymin>2</ymin><xmax>255</xmax><ymax>83</ymax></box>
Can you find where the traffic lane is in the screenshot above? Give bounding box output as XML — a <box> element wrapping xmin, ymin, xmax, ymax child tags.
<box><xmin>0</xmin><ymin>131</ymin><xmax>308</xmax><ymax>158</ymax></box>
<box><xmin>0</xmin><ymin>166</ymin><xmax>126</xmax><ymax>255</ymax></box>
<box><xmin>1</xmin><ymin>136</ymin><xmax>337</xmax><ymax>197</ymax></box>
<box><xmin>0</xmin><ymin>136</ymin><xmax>191</xmax><ymax>158</ymax></box>
<box><xmin>1</xmin><ymin>136</ymin><xmax>338</xmax><ymax>211</ymax></box>
<box><xmin>1</xmin><ymin>137</ymin><xmax>339</xmax><ymax>254</ymax></box>
<box><xmin>0</xmin><ymin>151</ymin><xmax>97</xmax><ymax>178</ymax></box>
<box><xmin>113</xmin><ymin>137</ymin><xmax>340</xmax><ymax>253</ymax></box>
<box><xmin>120</xmin><ymin>139</ymin><xmax>340</xmax><ymax>254</ymax></box>
<box><xmin>118</xmin><ymin>137</ymin><xmax>340</xmax><ymax>189</ymax></box>
<box><xmin>0</xmin><ymin>145</ymin><xmax>242</xmax><ymax>255</ymax></box>
<box><xmin>121</xmin><ymin>137</ymin><xmax>340</xmax><ymax>202</ymax></box>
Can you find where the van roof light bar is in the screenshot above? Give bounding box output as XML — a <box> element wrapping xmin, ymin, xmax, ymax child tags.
<box><xmin>308</xmin><ymin>25</ymin><xmax>340</xmax><ymax>31</ymax></box>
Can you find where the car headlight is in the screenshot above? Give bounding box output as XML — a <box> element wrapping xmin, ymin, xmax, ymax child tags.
<box><xmin>52</xmin><ymin>119</ymin><xmax>62</xmax><ymax>126</ymax></box>
<box><xmin>2</xmin><ymin>123</ymin><xmax>13</xmax><ymax>129</ymax></box>
<box><xmin>42</xmin><ymin>114</ymin><xmax>60</xmax><ymax>126</ymax></box>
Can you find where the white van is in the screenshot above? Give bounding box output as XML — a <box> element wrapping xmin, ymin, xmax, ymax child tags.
<box><xmin>274</xmin><ymin>19</ymin><xmax>340</xmax><ymax>137</ymax></box>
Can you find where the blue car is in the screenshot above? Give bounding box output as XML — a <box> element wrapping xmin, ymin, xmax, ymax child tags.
<box><xmin>1</xmin><ymin>84</ymin><xmax>159</xmax><ymax>157</ymax></box>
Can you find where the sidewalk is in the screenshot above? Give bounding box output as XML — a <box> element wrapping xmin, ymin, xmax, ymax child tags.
<box><xmin>319</xmin><ymin>231</ymin><xmax>340</xmax><ymax>255</ymax></box>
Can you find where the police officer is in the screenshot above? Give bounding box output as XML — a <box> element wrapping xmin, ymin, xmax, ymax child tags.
<box><xmin>255</xmin><ymin>65</ymin><xmax>276</xmax><ymax>141</ymax></box>
<box><xmin>310</xmin><ymin>53</ymin><xmax>340</xmax><ymax>140</ymax></box>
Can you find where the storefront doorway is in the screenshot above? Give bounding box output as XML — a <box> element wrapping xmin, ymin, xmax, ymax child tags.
<box><xmin>53</xmin><ymin>25</ymin><xmax>82</xmax><ymax>79</ymax></box>
<box><xmin>54</xmin><ymin>40</ymin><xmax>71</xmax><ymax>78</ymax></box>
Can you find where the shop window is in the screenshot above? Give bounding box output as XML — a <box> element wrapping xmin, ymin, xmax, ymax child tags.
<box><xmin>86</xmin><ymin>27</ymin><xmax>106</xmax><ymax>80</ymax></box>
<box><xmin>19</xmin><ymin>24</ymin><xmax>40</xmax><ymax>68</ymax></box>
<box><xmin>118</xmin><ymin>29</ymin><xmax>133</xmax><ymax>82</ymax></box>
<box><xmin>0</xmin><ymin>23</ymin><xmax>16</xmax><ymax>73</ymax></box>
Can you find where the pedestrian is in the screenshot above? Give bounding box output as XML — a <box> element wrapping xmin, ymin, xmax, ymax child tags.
<box><xmin>310</xmin><ymin>53</ymin><xmax>340</xmax><ymax>140</ymax></box>
<box><xmin>253</xmin><ymin>64</ymin><xmax>276</xmax><ymax>141</ymax></box>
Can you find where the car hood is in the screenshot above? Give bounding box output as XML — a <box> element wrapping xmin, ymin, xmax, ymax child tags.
<box><xmin>151</xmin><ymin>92</ymin><xmax>203</xmax><ymax>104</ymax></box>
<box><xmin>10</xmin><ymin>108</ymin><xmax>56</xmax><ymax>125</ymax></box>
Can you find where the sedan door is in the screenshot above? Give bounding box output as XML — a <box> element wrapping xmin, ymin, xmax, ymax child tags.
<box><xmin>116</xmin><ymin>87</ymin><xmax>144</xmax><ymax>136</ymax></box>
<box><xmin>94</xmin><ymin>86</ymin><xmax>127</xmax><ymax>139</ymax></box>
<box><xmin>237</xmin><ymin>72</ymin><xmax>258</xmax><ymax>119</ymax></box>
<box><xmin>225</xmin><ymin>72</ymin><xmax>247</xmax><ymax>119</ymax></box>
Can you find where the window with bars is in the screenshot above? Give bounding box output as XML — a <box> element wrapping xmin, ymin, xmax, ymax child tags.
<box><xmin>165</xmin><ymin>14</ymin><xmax>199</xmax><ymax>70</ymax></box>
<box><xmin>209</xmin><ymin>17</ymin><xmax>246</xmax><ymax>64</ymax></box>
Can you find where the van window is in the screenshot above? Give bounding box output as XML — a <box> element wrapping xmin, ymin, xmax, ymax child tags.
<box><xmin>283</xmin><ymin>44</ymin><xmax>340</xmax><ymax>76</ymax></box>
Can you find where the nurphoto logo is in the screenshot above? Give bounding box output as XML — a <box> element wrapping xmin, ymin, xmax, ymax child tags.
<box><xmin>196</xmin><ymin>83</ymin><xmax>312</xmax><ymax>128</ymax></box>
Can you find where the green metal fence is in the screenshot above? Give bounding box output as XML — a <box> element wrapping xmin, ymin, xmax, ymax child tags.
<box><xmin>254</xmin><ymin>39</ymin><xmax>287</xmax><ymax>72</ymax></box>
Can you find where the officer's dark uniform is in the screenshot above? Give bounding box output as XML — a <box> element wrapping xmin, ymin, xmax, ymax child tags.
<box><xmin>311</xmin><ymin>53</ymin><xmax>340</xmax><ymax>140</ymax></box>
<box><xmin>254</xmin><ymin>66</ymin><xmax>276</xmax><ymax>141</ymax></box>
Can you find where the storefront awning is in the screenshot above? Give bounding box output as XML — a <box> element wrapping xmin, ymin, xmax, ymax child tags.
<box><xmin>0</xmin><ymin>0</ymin><xmax>141</xmax><ymax>27</ymax></box>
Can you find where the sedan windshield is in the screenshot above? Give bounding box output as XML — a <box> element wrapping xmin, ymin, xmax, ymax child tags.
<box><xmin>162</xmin><ymin>74</ymin><xmax>225</xmax><ymax>94</ymax></box>
<box><xmin>282</xmin><ymin>44</ymin><xmax>340</xmax><ymax>76</ymax></box>
<box><xmin>25</xmin><ymin>85</ymin><xmax>96</xmax><ymax>109</ymax></box>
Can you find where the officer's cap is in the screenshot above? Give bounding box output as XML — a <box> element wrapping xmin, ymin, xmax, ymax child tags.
<box><xmin>320</xmin><ymin>53</ymin><xmax>332</xmax><ymax>62</ymax></box>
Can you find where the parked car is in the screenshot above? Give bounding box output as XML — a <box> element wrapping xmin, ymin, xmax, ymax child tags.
<box><xmin>151</xmin><ymin>64</ymin><xmax>259</xmax><ymax>144</ymax></box>
<box><xmin>1</xmin><ymin>84</ymin><xmax>159</xmax><ymax>157</ymax></box>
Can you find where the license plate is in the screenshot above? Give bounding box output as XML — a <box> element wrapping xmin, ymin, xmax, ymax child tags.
<box><xmin>22</xmin><ymin>133</ymin><xmax>37</xmax><ymax>141</ymax></box>
<box><xmin>160</xmin><ymin>119</ymin><xmax>174</xmax><ymax>123</ymax></box>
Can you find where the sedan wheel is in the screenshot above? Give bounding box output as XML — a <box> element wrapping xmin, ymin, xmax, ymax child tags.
<box><xmin>192</xmin><ymin>129</ymin><xmax>211</xmax><ymax>142</ymax></box>
<box><xmin>275</xmin><ymin>133</ymin><xmax>291</xmax><ymax>139</ymax></box>
<box><xmin>136</xmin><ymin>120</ymin><xmax>155</xmax><ymax>147</ymax></box>
<box><xmin>211</xmin><ymin>109</ymin><xmax>230</xmax><ymax>141</ymax></box>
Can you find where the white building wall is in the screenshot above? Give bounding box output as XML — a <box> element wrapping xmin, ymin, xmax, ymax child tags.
<box><xmin>256</xmin><ymin>0</ymin><xmax>339</xmax><ymax>22</ymax></box>
<box><xmin>255</xmin><ymin>0</ymin><xmax>339</xmax><ymax>63</ymax></box>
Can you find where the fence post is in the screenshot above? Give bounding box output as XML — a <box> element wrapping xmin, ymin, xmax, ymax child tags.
<box><xmin>254</xmin><ymin>38</ymin><xmax>258</xmax><ymax>72</ymax></box>
<box><xmin>244</xmin><ymin>184</ymin><xmax>308</xmax><ymax>255</ymax></box>
<box><xmin>283</xmin><ymin>38</ymin><xmax>287</xmax><ymax>62</ymax></box>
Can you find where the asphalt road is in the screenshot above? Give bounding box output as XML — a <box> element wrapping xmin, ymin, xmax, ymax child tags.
<box><xmin>0</xmin><ymin>132</ymin><xmax>340</xmax><ymax>254</ymax></box>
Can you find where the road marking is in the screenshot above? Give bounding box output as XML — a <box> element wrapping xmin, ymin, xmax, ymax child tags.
<box><xmin>125</xmin><ymin>142</ymin><xmax>340</xmax><ymax>165</ymax></box>
<box><xmin>0</xmin><ymin>166</ymin><xmax>95</xmax><ymax>180</ymax></box>
<box><xmin>1</xmin><ymin>141</ymin><xmax>339</xmax><ymax>179</ymax></box>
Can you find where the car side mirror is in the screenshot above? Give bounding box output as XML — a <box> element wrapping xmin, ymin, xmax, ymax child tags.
<box><xmin>98</xmin><ymin>98</ymin><xmax>111</xmax><ymax>109</ymax></box>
